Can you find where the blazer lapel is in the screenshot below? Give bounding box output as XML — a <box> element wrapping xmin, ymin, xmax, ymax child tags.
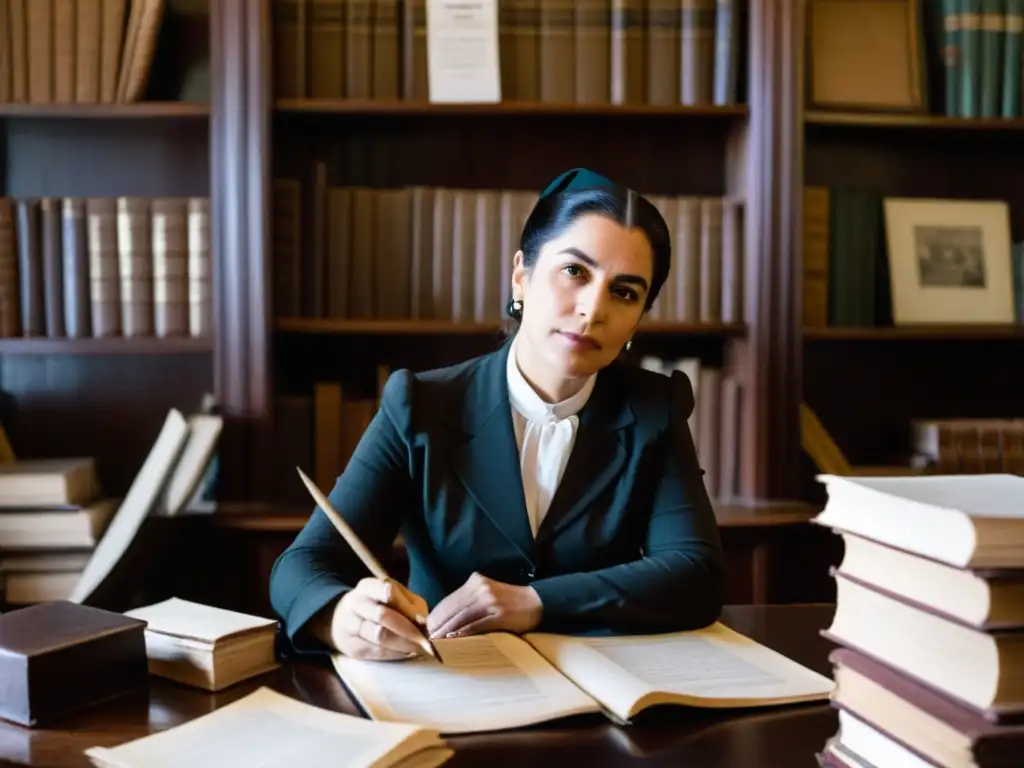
<box><xmin>536</xmin><ymin>367</ymin><xmax>634</xmax><ymax>544</ymax></box>
<box><xmin>451</xmin><ymin>341</ymin><xmax>536</xmax><ymax>564</ymax></box>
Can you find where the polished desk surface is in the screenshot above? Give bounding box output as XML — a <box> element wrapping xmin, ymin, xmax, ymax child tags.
<box><xmin>0</xmin><ymin>604</ymin><xmax>839</xmax><ymax>767</ymax></box>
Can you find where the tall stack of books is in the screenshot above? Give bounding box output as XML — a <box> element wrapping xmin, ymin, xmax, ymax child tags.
<box><xmin>812</xmin><ymin>473</ymin><xmax>1024</xmax><ymax>768</ymax></box>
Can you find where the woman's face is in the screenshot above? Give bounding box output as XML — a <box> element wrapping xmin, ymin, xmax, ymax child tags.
<box><xmin>512</xmin><ymin>213</ymin><xmax>654</xmax><ymax>381</ymax></box>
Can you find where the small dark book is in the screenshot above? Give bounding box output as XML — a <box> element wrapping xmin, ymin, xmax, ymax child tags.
<box><xmin>0</xmin><ymin>600</ymin><xmax>150</xmax><ymax>727</ymax></box>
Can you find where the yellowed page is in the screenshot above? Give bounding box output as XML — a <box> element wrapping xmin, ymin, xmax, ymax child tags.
<box><xmin>83</xmin><ymin>687</ymin><xmax>445</xmax><ymax>768</ymax></box>
<box><xmin>525</xmin><ymin>622</ymin><xmax>835</xmax><ymax>721</ymax></box>
<box><xmin>332</xmin><ymin>633</ymin><xmax>601</xmax><ymax>734</ymax></box>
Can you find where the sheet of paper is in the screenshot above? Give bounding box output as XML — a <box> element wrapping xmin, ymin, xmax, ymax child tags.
<box><xmin>527</xmin><ymin>622</ymin><xmax>834</xmax><ymax>718</ymax></box>
<box><xmin>84</xmin><ymin>688</ymin><xmax>442</xmax><ymax>768</ymax></box>
<box><xmin>332</xmin><ymin>633</ymin><xmax>600</xmax><ymax>734</ymax></box>
<box><xmin>426</xmin><ymin>0</ymin><xmax>501</xmax><ymax>102</ymax></box>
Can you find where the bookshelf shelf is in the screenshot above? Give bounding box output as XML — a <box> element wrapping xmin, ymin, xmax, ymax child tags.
<box><xmin>802</xmin><ymin>325</ymin><xmax>1024</xmax><ymax>341</ymax></box>
<box><xmin>275</xmin><ymin>99</ymin><xmax>749</xmax><ymax>120</ymax></box>
<box><xmin>0</xmin><ymin>337</ymin><xmax>214</xmax><ymax>355</ymax></box>
<box><xmin>0</xmin><ymin>102</ymin><xmax>210</xmax><ymax>119</ymax></box>
<box><xmin>804</xmin><ymin>110</ymin><xmax>1024</xmax><ymax>132</ymax></box>
<box><xmin>275</xmin><ymin>318</ymin><xmax>747</xmax><ymax>337</ymax></box>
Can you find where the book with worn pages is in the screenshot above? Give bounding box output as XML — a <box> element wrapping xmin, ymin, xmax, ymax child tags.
<box><xmin>331</xmin><ymin>621</ymin><xmax>835</xmax><ymax>734</ymax></box>
<box><xmin>123</xmin><ymin>598</ymin><xmax>280</xmax><ymax>692</ymax></box>
<box><xmin>83</xmin><ymin>687</ymin><xmax>453</xmax><ymax>768</ymax></box>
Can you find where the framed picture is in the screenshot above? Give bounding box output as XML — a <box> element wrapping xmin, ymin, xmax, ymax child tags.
<box><xmin>806</xmin><ymin>0</ymin><xmax>927</xmax><ymax>113</ymax></box>
<box><xmin>883</xmin><ymin>198</ymin><xmax>1016</xmax><ymax>324</ymax></box>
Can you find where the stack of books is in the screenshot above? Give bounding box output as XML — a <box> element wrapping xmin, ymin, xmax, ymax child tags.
<box><xmin>0</xmin><ymin>458</ymin><xmax>116</xmax><ymax>605</ymax></box>
<box><xmin>812</xmin><ymin>473</ymin><xmax>1024</xmax><ymax>768</ymax></box>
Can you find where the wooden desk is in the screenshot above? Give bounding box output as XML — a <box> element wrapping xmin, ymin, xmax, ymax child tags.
<box><xmin>0</xmin><ymin>604</ymin><xmax>839</xmax><ymax>767</ymax></box>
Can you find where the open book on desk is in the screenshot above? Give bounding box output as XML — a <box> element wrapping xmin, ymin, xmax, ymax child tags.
<box><xmin>332</xmin><ymin>621</ymin><xmax>835</xmax><ymax>735</ymax></box>
<box><xmin>84</xmin><ymin>687</ymin><xmax>452</xmax><ymax>768</ymax></box>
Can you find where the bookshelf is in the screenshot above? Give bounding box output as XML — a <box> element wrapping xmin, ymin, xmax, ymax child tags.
<box><xmin>230</xmin><ymin>0</ymin><xmax>808</xmax><ymax>509</ymax></box>
<box><xmin>0</xmin><ymin>1</ymin><xmax>214</xmax><ymax>497</ymax></box>
<box><xmin>797</xmin><ymin>3</ymin><xmax>1024</xmax><ymax>504</ymax></box>
<box><xmin>179</xmin><ymin>0</ymin><xmax>806</xmax><ymax>513</ymax></box>
<box><xmin>2</xmin><ymin>0</ymin><xmax>821</xmax><ymax>607</ymax></box>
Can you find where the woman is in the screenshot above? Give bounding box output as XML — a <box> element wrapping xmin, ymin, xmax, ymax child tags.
<box><xmin>269</xmin><ymin>168</ymin><xmax>725</xmax><ymax>662</ymax></box>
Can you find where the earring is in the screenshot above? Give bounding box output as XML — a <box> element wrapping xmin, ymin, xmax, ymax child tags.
<box><xmin>506</xmin><ymin>297</ymin><xmax>523</xmax><ymax>319</ymax></box>
<box><xmin>625</xmin><ymin>339</ymin><xmax>633</xmax><ymax>352</ymax></box>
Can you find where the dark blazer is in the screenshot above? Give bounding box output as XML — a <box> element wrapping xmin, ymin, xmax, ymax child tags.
<box><xmin>269</xmin><ymin>339</ymin><xmax>724</xmax><ymax>653</ymax></box>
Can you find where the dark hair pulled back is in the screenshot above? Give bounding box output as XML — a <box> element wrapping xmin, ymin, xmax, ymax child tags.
<box><xmin>507</xmin><ymin>169</ymin><xmax>671</xmax><ymax>321</ymax></box>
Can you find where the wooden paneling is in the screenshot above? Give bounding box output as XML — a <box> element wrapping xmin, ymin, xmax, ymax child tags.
<box><xmin>0</xmin><ymin>354</ymin><xmax>212</xmax><ymax>495</ymax></box>
<box><xmin>272</xmin><ymin>110</ymin><xmax>736</xmax><ymax>196</ymax></box>
<box><xmin>735</xmin><ymin>0</ymin><xmax>804</xmax><ymax>498</ymax></box>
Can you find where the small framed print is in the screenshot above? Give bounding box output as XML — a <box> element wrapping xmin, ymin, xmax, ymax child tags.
<box><xmin>883</xmin><ymin>198</ymin><xmax>1016</xmax><ymax>324</ymax></box>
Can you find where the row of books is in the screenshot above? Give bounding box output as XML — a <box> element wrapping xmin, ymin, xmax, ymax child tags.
<box><xmin>934</xmin><ymin>1</ymin><xmax>1024</xmax><ymax>119</ymax></box>
<box><xmin>815</xmin><ymin>472</ymin><xmax>1024</xmax><ymax>768</ymax></box>
<box><xmin>272</xmin><ymin>353</ymin><xmax>741</xmax><ymax>503</ymax></box>
<box><xmin>273</xmin><ymin>177</ymin><xmax>743</xmax><ymax>326</ymax></box>
<box><xmin>911</xmin><ymin>417</ymin><xmax>1024</xmax><ymax>475</ymax></box>
<box><xmin>0</xmin><ymin>0</ymin><xmax>161</xmax><ymax>104</ymax></box>
<box><xmin>639</xmin><ymin>355</ymin><xmax>740</xmax><ymax>500</ymax></box>
<box><xmin>0</xmin><ymin>196</ymin><xmax>211</xmax><ymax>341</ymax></box>
<box><xmin>272</xmin><ymin>0</ymin><xmax>744</xmax><ymax>106</ymax></box>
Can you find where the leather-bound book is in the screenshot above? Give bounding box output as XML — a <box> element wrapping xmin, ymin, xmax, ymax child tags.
<box><xmin>0</xmin><ymin>600</ymin><xmax>149</xmax><ymax>727</ymax></box>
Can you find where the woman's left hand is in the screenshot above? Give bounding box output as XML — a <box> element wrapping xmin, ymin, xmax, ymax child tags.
<box><xmin>427</xmin><ymin>572</ymin><xmax>543</xmax><ymax>639</ymax></box>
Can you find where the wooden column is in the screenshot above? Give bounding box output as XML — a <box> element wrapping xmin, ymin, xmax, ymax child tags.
<box><xmin>211</xmin><ymin>0</ymin><xmax>273</xmax><ymax>502</ymax></box>
<box><xmin>738</xmin><ymin>0</ymin><xmax>805</xmax><ymax>499</ymax></box>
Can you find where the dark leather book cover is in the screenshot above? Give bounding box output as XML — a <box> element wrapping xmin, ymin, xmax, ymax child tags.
<box><xmin>0</xmin><ymin>600</ymin><xmax>149</xmax><ymax>727</ymax></box>
<box><xmin>40</xmin><ymin>198</ymin><xmax>67</xmax><ymax>339</ymax></box>
<box><xmin>15</xmin><ymin>199</ymin><xmax>45</xmax><ymax>337</ymax></box>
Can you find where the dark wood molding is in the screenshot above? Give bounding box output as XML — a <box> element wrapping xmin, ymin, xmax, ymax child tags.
<box><xmin>739</xmin><ymin>0</ymin><xmax>804</xmax><ymax>499</ymax></box>
<box><xmin>249</xmin><ymin>0</ymin><xmax>274</xmax><ymax>502</ymax></box>
<box><xmin>805</xmin><ymin>110</ymin><xmax>1024</xmax><ymax>131</ymax></box>
<box><xmin>0</xmin><ymin>102</ymin><xmax>209</xmax><ymax>119</ymax></box>
<box><xmin>803</xmin><ymin>325</ymin><xmax>1024</xmax><ymax>341</ymax></box>
<box><xmin>0</xmin><ymin>337</ymin><xmax>213</xmax><ymax>355</ymax></box>
<box><xmin>211</xmin><ymin>0</ymin><xmax>272</xmax><ymax>501</ymax></box>
<box><xmin>275</xmin><ymin>99</ymin><xmax>749</xmax><ymax>119</ymax></box>
<box><xmin>275</xmin><ymin>318</ymin><xmax>748</xmax><ymax>337</ymax></box>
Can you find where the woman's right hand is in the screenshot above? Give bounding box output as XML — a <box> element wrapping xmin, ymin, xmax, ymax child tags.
<box><xmin>326</xmin><ymin>577</ymin><xmax>431</xmax><ymax>661</ymax></box>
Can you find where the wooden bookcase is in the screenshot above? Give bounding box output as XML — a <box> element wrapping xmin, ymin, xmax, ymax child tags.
<box><xmin>205</xmin><ymin>0</ymin><xmax>804</xmax><ymax>511</ymax></box>
<box><xmin>3</xmin><ymin>1</ymin><xmax>829</xmax><ymax>610</ymax></box>
<box><xmin>798</xmin><ymin>58</ymin><xmax>1024</xmax><ymax>503</ymax></box>
<box><xmin>0</xmin><ymin>3</ymin><xmax>213</xmax><ymax>497</ymax></box>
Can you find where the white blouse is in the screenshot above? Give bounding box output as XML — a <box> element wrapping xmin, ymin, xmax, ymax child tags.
<box><xmin>506</xmin><ymin>335</ymin><xmax>596</xmax><ymax>537</ymax></box>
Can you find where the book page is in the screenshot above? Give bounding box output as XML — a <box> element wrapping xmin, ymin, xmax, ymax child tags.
<box><xmin>83</xmin><ymin>687</ymin><xmax>447</xmax><ymax>768</ymax></box>
<box><xmin>125</xmin><ymin>597</ymin><xmax>277</xmax><ymax>643</ymax></box>
<box><xmin>525</xmin><ymin>623</ymin><xmax>834</xmax><ymax>721</ymax></box>
<box><xmin>69</xmin><ymin>409</ymin><xmax>190</xmax><ymax>604</ymax></box>
<box><xmin>332</xmin><ymin>632</ymin><xmax>601</xmax><ymax>734</ymax></box>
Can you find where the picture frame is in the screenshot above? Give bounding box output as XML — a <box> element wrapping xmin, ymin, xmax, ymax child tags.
<box><xmin>882</xmin><ymin>198</ymin><xmax>1016</xmax><ymax>325</ymax></box>
<box><xmin>806</xmin><ymin>0</ymin><xmax>927</xmax><ymax>113</ymax></box>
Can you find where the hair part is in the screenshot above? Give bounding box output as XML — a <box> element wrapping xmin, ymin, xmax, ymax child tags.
<box><xmin>512</xmin><ymin>185</ymin><xmax>671</xmax><ymax>319</ymax></box>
